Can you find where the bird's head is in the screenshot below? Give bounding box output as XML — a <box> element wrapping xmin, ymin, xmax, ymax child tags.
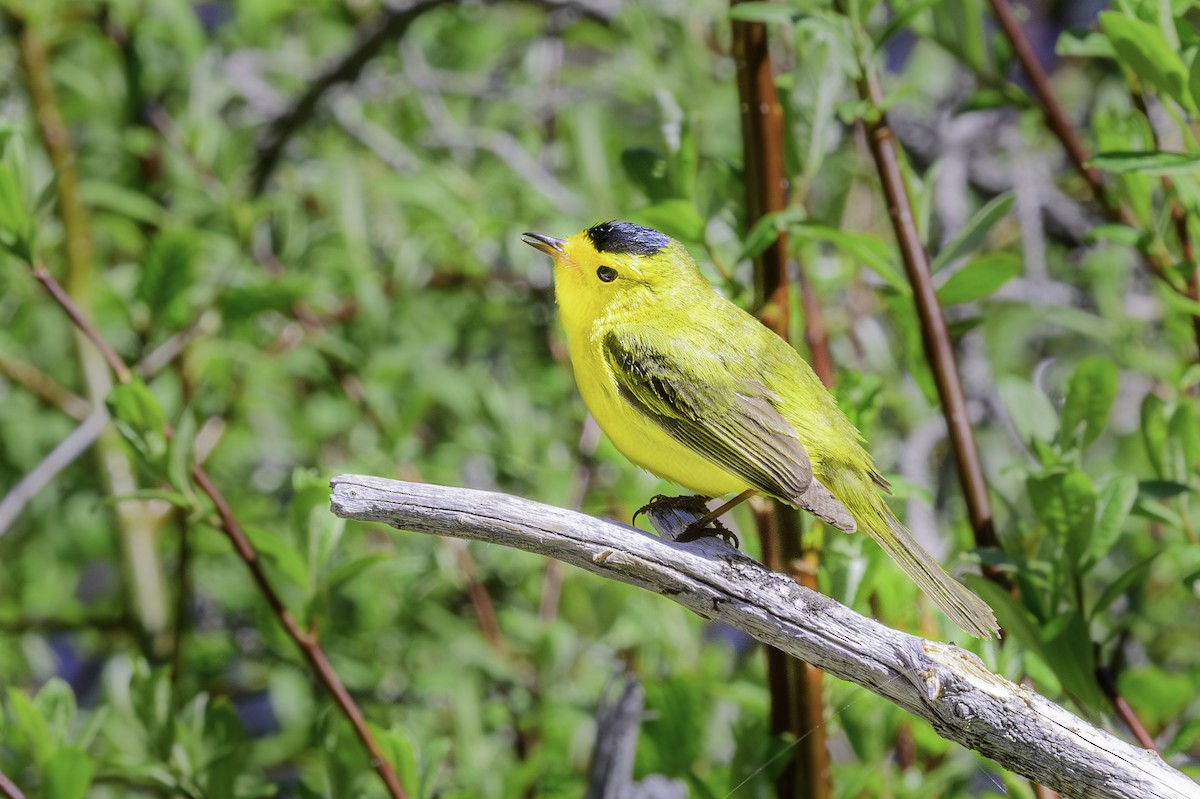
<box><xmin>522</xmin><ymin>221</ymin><xmax>704</xmax><ymax>327</ymax></box>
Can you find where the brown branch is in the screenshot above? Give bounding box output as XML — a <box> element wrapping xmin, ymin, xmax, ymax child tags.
<box><xmin>0</xmin><ymin>769</ymin><xmax>26</xmax><ymax>799</ymax></box>
<box><xmin>251</xmin><ymin>0</ymin><xmax>451</xmax><ymax>195</ymax></box>
<box><xmin>0</xmin><ymin>351</ymin><xmax>91</xmax><ymax>420</ymax></box>
<box><xmin>1096</xmin><ymin>665</ymin><xmax>1159</xmax><ymax>752</ymax></box>
<box><xmin>448</xmin><ymin>539</ymin><xmax>507</xmax><ymax>656</ymax></box>
<box><xmin>732</xmin><ymin>8</ymin><xmax>831</xmax><ymax>798</ymax></box>
<box><xmin>986</xmin><ymin>0</ymin><xmax>1111</xmax><ymax>214</ymax></box>
<box><xmin>28</xmin><ymin>267</ymin><xmax>409</xmax><ymax>799</ymax></box>
<box><xmin>849</xmin><ymin>57</ymin><xmax>998</xmax><ymax>552</ymax></box>
<box><xmin>988</xmin><ymin>0</ymin><xmax>1199</xmax><ymax>353</ymax></box>
<box><xmin>189</xmin><ymin>466</ymin><xmax>408</xmax><ymax>799</ymax></box>
<box><xmin>32</xmin><ymin>265</ymin><xmax>132</xmax><ymax>384</ymax></box>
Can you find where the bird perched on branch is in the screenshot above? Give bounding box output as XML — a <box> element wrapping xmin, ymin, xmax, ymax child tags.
<box><xmin>524</xmin><ymin>220</ymin><xmax>999</xmax><ymax>639</ymax></box>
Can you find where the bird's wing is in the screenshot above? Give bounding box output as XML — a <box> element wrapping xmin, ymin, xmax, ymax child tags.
<box><xmin>603</xmin><ymin>329</ymin><xmax>856</xmax><ymax>531</ymax></box>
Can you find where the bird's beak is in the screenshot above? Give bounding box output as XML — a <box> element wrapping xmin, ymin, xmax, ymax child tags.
<box><xmin>522</xmin><ymin>232</ymin><xmax>567</xmax><ymax>258</ymax></box>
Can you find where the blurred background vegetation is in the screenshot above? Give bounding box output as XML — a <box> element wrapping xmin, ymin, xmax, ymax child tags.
<box><xmin>1</xmin><ymin>0</ymin><xmax>1199</xmax><ymax>796</ymax></box>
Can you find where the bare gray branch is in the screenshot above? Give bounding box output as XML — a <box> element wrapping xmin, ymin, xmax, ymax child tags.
<box><xmin>330</xmin><ymin>474</ymin><xmax>1198</xmax><ymax>799</ymax></box>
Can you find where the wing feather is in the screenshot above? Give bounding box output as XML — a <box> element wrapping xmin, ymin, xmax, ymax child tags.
<box><xmin>603</xmin><ymin>330</ymin><xmax>856</xmax><ymax>531</ymax></box>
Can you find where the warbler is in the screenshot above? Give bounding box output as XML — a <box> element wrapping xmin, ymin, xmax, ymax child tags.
<box><xmin>523</xmin><ymin>220</ymin><xmax>999</xmax><ymax>639</ymax></box>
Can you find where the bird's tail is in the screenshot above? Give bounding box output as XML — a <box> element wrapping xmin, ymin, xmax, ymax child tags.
<box><xmin>843</xmin><ymin>483</ymin><xmax>1000</xmax><ymax>639</ymax></box>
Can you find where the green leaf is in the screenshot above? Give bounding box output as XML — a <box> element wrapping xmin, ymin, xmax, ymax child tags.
<box><xmin>1099</xmin><ymin>11</ymin><xmax>1192</xmax><ymax>110</ymax></box>
<box><xmin>322</xmin><ymin>552</ymin><xmax>388</xmax><ymax>595</ymax></box>
<box><xmin>1040</xmin><ymin>610</ymin><xmax>1106</xmax><ymax>711</ymax></box>
<box><xmin>1089</xmin><ymin>150</ymin><xmax>1200</xmax><ymax>177</ymax></box>
<box><xmin>1191</xmin><ymin>47</ymin><xmax>1200</xmax><ymax>114</ymax></box>
<box><xmin>1086</xmin><ymin>474</ymin><xmax>1138</xmax><ymax>570</ymax></box>
<box><xmin>79</xmin><ymin>180</ymin><xmax>166</xmax><ymax>226</ymax></box>
<box><xmin>930</xmin><ymin>193</ymin><xmax>1015</xmax><ymax>271</ymax></box>
<box><xmin>1055</xmin><ymin>29</ymin><xmax>1115</xmax><ymax>58</ymax></box>
<box><xmin>620</xmin><ymin>148</ymin><xmax>673</xmax><ymax>202</ymax></box>
<box><xmin>1059</xmin><ymin>357</ymin><xmax>1118</xmax><ymax>451</ymax></box>
<box><xmin>628</xmin><ymin>199</ymin><xmax>706</xmax><ymax>243</ymax></box>
<box><xmin>1168</xmin><ymin>403</ymin><xmax>1199</xmax><ymax>481</ymax></box>
<box><xmin>243</xmin><ymin>525</ymin><xmax>309</xmax><ymax>591</ymax></box>
<box><xmin>167</xmin><ymin>409</ymin><xmax>197</xmax><ymax>500</ymax></box>
<box><xmin>728</xmin><ymin>2</ymin><xmax>800</xmax><ymax>24</ymax></box>
<box><xmin>738</xmin><ymin>206</ymin><xmax>807</xmax><ymax>262</ymax></box>
<box><xmin>1086</xmin><ymin>223</ymin><xmax>1145</xmax><ymax>248</ymax></box>
<box><xmin>7</xmin><ymin>688</ymin><xmax>52</xmax><ymax>765</ymax></box>
<box><xmin>935</xmin><ymin>253</ymin><xmax>1020</xmax><ymax>305</ymax></box>
<box><xmin>139</xmin><ymin>231</ymin><xmax>197</xmax><ymax>330</ymax></box>
<box><xmin>373</xmin><ymin>723</ymin><xmax>421</xmax><ymax>797</ymax></box>
<box><xmin>41</xmin><ymin>747</ymin><xmax>92</xmax><ymax>799</ymax></box>
<box><xmin>1140</xmin><ymin>393</ymin><xmax>1169</xmax><ymax>478</ymax></box>
<box><xmin>1119</xmin><ymin>665</ymin><xmax>1193</xmax><ymax>730</ymax></box>
<box><xmin>998</xmin><ymin>377</ymin><xmax>1059</xmax><ymax>446</ymax></box>
<box><xmin>1027</xmin><ymin>470</ymin><xmax>1096</xmax><ymax>567</ymax></box>
<box><xmin>0</xmin><ymin>163</ymin><xmax>31</xmax><ymax>262</ymax></box>
<box><xmin>202</xmin><ymin>699</ymin><xmax>245</xmax><ymax>799</ymax></box>
<box><xmin>790</xmin><ymin>223</ymin><xmax>908</xmax><ymax>294</ymax></box>
<box><xmin>218</xmin><ymin>279</ymin><xmax>307</xmax><ymax>318</ymax></box>
<box><xmin>1137</xmin><ymin>480</ymin><xmax>1192</xmax><ymax>501</ymax></box>
<box><xmin>1091</xmin><ymin>553</ymin><xmax>1158</xmax><ymax>618</ymax></box>
<box><xmin>963</xmin><ymin>576</ymin><xmax>1045</xmax><ymax>658</ymax></box>
<box><xmin>106</xmin><ymin>379</ymin><xmax>168</xmax><ymax>469</ymax></box>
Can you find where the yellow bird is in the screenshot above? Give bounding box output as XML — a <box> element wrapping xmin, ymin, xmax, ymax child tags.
<box><xmin>524</xmin><ymin>220</ymin><xmax>999</xmax><ymax>638</ymax></box>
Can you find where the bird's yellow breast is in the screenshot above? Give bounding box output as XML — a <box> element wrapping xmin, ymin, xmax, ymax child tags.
<box><xmin>569</xmin><ymin>327</ymin><xmax>749</xmax><ymax>498</ymax></box>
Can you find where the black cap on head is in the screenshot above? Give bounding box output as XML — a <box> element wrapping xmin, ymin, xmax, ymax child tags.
<box><xmin>585</xmin><ymin>221</ymin><xmax>669</xmax><ymax>256</ymax></box>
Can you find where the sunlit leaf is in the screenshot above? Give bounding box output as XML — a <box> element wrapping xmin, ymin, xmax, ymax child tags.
<box><xmin>935</xmin><ymin>253</ymin><xmax>1020</xmax><ymax>305</ymax></box>
<box><xmin>1059</xmin><ymin>357</ymin><xmax>1118</xmax><ymax>451</ymax></box>
<box><xmin>930</xmin><ymin>194</ymin><xmax>1015</xmax><ymax>272</ymax></box>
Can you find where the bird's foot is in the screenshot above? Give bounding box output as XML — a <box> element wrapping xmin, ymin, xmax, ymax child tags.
<box><xmin>632</xmin><ymin>494</ymin><xmax>739</xmax><ymax>547</ymax></box>
<box><xmin>675</xmin><ymin>517</ymin><xmax>739</xmax><ymax>548</ymax></box>
<box><xmin>633</xmin><ymin>493</ymin><xmax>710</xmax><ymax>524</ymax></box>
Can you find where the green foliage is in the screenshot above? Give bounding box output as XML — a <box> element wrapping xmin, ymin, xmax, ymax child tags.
<box><xmin>1</xmin><ymin>0</ymin><xmax>1199</xmax><ymax>797</ymax></box>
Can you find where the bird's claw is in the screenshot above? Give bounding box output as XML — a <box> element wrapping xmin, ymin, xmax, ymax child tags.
<box><xmin>633</xmin><ymin>494</ymin><xmax>710</xmax><ymax>524</ymax></box>
<box><xmin>675</xmin><ymin>518</ymin><xmax>739</xmax><ymax>548</ymax></box>
<box><xmin>633</xmin><ymin>494</ymin><xmax>739</xmax><ymax>548</ymax></box>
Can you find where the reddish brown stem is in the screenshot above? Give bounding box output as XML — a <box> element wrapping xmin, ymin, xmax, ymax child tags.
<box><xmin>30</xmin><ymin>266</ymin><xmax>408</xmax><ymax>799</ymax></box>
<box><xmin>1096</xmin><ymin>666</ymin><xmax>1159</xmax><ymax>752</ymax></box>
<box><xmin>733</xmin><ymin>8</ymin><xmax>832</xmax><ymax>797</ymax></box>
<box><xmin>451</xmin><ymin>541</ymin><xmax>507</xmax><ymax>656</ymax></box>
<box><xmin>853</xmin><ymin>68</ymin><xmax>998</xmax><ymax>551</ymax></box>
<box><xmin>989</xmin><ymin>0</ymin><xmax>1199</xmax><ymax>353</ymax></box>
<box><xmin>190</xmin><ymin>466</ymin><xmax>409</xmax><ymax>798</ymax></box>
<box><xmin>33</xmin><ymin>265</ymin><xmax>132</xmax><ymax>385</ymax></box>
<box><xmin>985</xmin><ymin>0</ymin><xmax>1112</xmax><ymax>216</ymax></box>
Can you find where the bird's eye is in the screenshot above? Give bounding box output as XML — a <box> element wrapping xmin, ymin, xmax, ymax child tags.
<box><xmin>597</xmin><ymin>265</ymin><xmax>618</xmax><ymax>283</ymax></box>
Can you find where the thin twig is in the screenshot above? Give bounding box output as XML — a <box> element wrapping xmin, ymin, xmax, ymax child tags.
<box><xmin>985</xmin><ymin>0</ymin><xmax>1111</xmax><ymax>215</ymax></box>
<box><xmin>0</xmin><ymin>769</ymin><xmax>26</xmax><ymax>799</ymax></box>
<box><xmin>988</xmin><ymin>0</ymin><xmax>1199</xmax><ymax>351</ymax></box>
<box><xmin>251</xmin><ymin>0</ymin><xmax>452</xmax><ymax>194</ymax></box>
<box><xmin>448</xmin><ymin>539</ymin><xmax>507</xmax><ymax>656</ymax></box>
<box><xmin>846</xmin><ymin>32</ymin><xmax>999</xmax><ymax>553</ymax></box>
<box><xmin>732</xmin><ymin>7</ymin><xmax>832</xmax><ymax>799</ymax></box>
<box><xmin>1096</xmin><ymin>665</ymin><xmax>1159</xmax><ymax>752</ymax></box>
<box><xmin>0</xmin><ymin>316</ymin><xmax>216</xmax><ymax>538</ymax></box>
<box><xmin>27</xmin><ymin>266</ymin><xmax>408</xmax><ymax>799</ymax></box>
<box><xmin>32</xmin><ymin>265</ymin><xmax>132</xmax><ymax>384</ymax></box>
<box><xmin>190</xmin><ymin>466</ymin><xmax>408</xmax><ymax>799</ymax></box>
<box><xmin>0</xmin><ymin>405</ymin><xmax>110</xmax><ymax>537</ymax></box>
<box><xmin>0</xmin><ymin>351</ymin><xmax>91</xmax><ymax>420</ymax></box>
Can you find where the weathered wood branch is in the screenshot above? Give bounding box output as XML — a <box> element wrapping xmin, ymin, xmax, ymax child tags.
<box><xmin>330</xmin><ymin>474</ymin><xmax>1198</xmax><ymax>799</ymax></box>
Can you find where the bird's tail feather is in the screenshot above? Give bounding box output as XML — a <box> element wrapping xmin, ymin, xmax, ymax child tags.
<box><xmin>850</xmin><ymin>491</ymin><xmax>999</xmax><ymax>638</ymax></box>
